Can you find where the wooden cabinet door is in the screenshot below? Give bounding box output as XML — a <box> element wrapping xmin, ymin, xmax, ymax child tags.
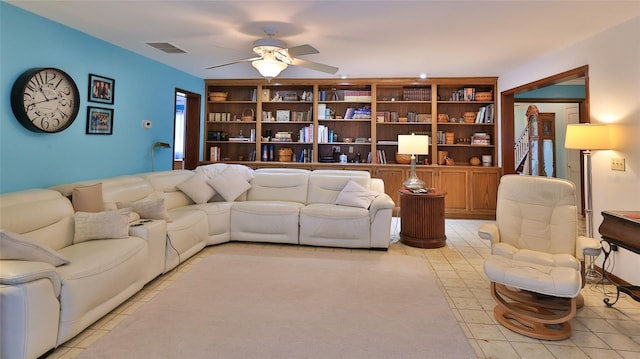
<box><xmin>470</xmin><ymin>169</ymin><xmax>500</xmax><ymax>213</ymax></box>
<box><xmin>373</xmin><ymin>167</ymin><xmax>405</xmax><ymax>209</ymax></box>
<box><xmin>415</xmin><ymin>167</ymin><xmax>436</xmax><ymax>189</ymax></box>
<box><xmin>437</xmin><ymin>168</ymin><xmax>468</xmax><ymax>212</ymax></box>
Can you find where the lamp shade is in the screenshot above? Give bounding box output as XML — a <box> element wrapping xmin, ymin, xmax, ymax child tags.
<box><xmin>398</xmin><ymin>134</ymin><xmax>429</xmax><ymax>155</ymax></box>
<box><xmin>252</xmin><ymin>52</ymin><xmax>287</xmax><ymax>79</ymax></box>
<box><xmin>564</xmin><ymin>123</ymin><xmax>611</xmax><ymax>150</ymax></box>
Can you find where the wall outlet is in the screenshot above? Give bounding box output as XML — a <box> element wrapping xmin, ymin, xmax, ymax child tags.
<box><xmin>331</xmin><ymin>146</ymin><xmax>341</xmax><ymax>153</ymax></box>
<box><xmin>349</xmin><ymin>146</ymin><xmax>354</xmax><ymax>154</ymax></box>
<box><xmin>611</xmin><ymin>157</ymin><xmax>626</xmax><ymax>171</ymax></box>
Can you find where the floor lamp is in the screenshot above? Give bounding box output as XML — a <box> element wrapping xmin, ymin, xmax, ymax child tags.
<box><xmin>565</xmin><ymin>123</ymin><xmax>611</xmax><ymax>283</ymax></box>
<box><xmin>398</xmin><ymin>134</ymin><xmax>429</xmax><ymax>190</ymax></box>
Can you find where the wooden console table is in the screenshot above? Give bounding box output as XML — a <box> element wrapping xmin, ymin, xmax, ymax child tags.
<box><xmin>598</xmin><ymin>210</ymin><xmax>640</xmax><ymax>307</ymax></box>
<box><xmin>399</xmin><ymin>189</ymin><xmax>446</xmax><ymax>248</ymax></box>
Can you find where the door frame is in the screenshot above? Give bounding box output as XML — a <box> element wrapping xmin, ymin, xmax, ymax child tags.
<box><xmin>175</xmin><ymin>89</ymin><xmax>201</xmax><ymax>170</ymax></box>
<box><xmin>500</xmin><ymin>65</ymin><xmax>589</xmax><ymax>211</ymax></box>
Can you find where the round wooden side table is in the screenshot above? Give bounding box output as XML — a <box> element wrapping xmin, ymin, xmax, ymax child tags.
<box><xmin>399</xmin><ymin>189</ymin><xmax>447</xmax><ymax>248</ymax></box>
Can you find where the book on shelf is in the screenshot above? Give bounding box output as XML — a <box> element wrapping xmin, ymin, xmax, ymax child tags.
<box><xmin>376</xmin><ymin>149</ymin><xmax>387</xmax><ymax>164</ymax></box>
<box><xmin>209</xmin><ymin>146</ymin><xmax>221</xmax><ymax>162</ymax></box>
<box><xmin>228</xmin><ymin>137</ymin><xmax>251</xmax><ymax>142</ymax></box>
<box><xmin>344</xmin><ymin>106</ymin><xmax>371</xmax><ymax>120</ymax></box>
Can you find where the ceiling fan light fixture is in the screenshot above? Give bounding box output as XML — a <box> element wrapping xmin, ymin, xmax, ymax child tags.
<box><xmin>252</xmin><ymin>53</ymin><xmax>287</xmax><ymax>80</ymax></box>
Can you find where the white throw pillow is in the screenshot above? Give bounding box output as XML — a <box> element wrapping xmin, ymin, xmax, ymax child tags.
<box><xmin>0</xmin><ymin>229</ymin><xmax>70</xmax><ymax>266</ymax></box>
<box><xmin>335</xmin><ymin>180</ymin><xmax>379</xmax><ymax>209</ymax></box>
<box><xmin>206</xmin><ymin>166</ymin><xmax>251</xmax><ymax>202</ymax></box>
<box><xmin>177</xmin><ymin>171</ymin><xmax>216</xmax><ymax>204</ymax></box>
<box><xmin>117</xmin><ymin>199</ymin><xmax>171</xmax><ymax>222</ymax></box>
<box><xmin>73</xmin><ymin>208</ymin><xmax>132</xmax><ymax>244</ymax></box>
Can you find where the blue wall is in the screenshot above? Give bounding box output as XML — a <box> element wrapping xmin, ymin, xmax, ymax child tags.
<box><xmin>515</xmin><ymin>85</ymin><xmax>585</xmax><ymax>99</ymax></box>
<box><xmin>0</xmin><ymin>3</ymin><xmax>204</xmax><ymax>193</ymax></box>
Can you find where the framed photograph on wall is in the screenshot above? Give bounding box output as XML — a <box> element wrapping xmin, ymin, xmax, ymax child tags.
<box><xmin>88</xmin><ymin>74</ymin><xmax>115</xmax><ymax>104</ymax></box>
<box><xmin>86</xmin><ymin>106</ymin><xmax>113</xmax><ymax>135</ymax></box>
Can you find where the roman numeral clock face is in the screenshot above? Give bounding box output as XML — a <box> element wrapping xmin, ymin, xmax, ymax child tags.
<box><xmin>11</xmin><ymin>68</ymin><xmax>80</xmax><ymax>133</ymax></box>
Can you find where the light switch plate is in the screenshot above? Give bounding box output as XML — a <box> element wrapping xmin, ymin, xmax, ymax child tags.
<box><xmin>611</xmin><ymin>158</ymin><xmax>625</xmax><ymax>171</ymax></box>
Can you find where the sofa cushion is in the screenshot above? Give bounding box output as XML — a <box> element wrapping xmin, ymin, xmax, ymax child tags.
<box><xmin>207</xmin><ymin>167</ymin><xmax>251</xmax><ymax>202</ymax></box>
<box><xmin>335</xmin><ymin>180</ymin><xmax>379</xmax><ymax>209</ymax></box>
<box><xmin>73</xmin><ymin>208</ymin><xmax>132</xmax><ymax>244</ymax></box>
<box><xmin>72</xmin><ymin>183</ymin><xmax>105</xmax><ymax>213</ymax></box>
<box><xmin>117</xmin><ymin>199</ymin><xmax>171</xmax><ymax>222</ymax></box>
<box><xmin>0</xmin><ymin>229</ymin><xmax>70</xmax><ymax>266</ymax></box>
<box><xmin>176</xmin><ymin>171</ymin><xmax>216</xmax><ymax>204</ymax></box>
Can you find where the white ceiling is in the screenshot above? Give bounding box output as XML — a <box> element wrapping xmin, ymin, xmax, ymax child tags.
<box><xmin>8</xmin><ymin>1</ymin><xmax>640</xmax><ymax>80</ymax></box>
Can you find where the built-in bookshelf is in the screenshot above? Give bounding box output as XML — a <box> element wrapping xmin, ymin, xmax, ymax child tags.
<box><xmin>204</xmin><ymin>77</ymin><xmax>497</xmax><ymax>167</ymax></box>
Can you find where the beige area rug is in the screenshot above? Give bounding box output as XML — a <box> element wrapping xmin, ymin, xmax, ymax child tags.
<box><xmin>80</xmin><ymin>246</ymin><xmax>475</xmax><ymax>359</ymax></box>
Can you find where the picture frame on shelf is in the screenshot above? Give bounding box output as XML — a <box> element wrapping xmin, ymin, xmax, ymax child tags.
<box><xmin>88</xmin><ymin>74</ymin><xmax>115</xmax><ymax>104</ymax></box>
<box><xmin>276</xmin><ymin>110</ymin><xmax>290</xmax><ymax>122</ymax></box>
<box><xmin>86</xmin><ymin>106</ymin><xmax>113</xmax><ymax>135</ymax></box>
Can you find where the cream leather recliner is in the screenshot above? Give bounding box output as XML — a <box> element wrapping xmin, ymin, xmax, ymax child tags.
<box><xmin>478</xmin><ymin>175</ymin><xmax>601</xmax><ymax>340</ymax></box>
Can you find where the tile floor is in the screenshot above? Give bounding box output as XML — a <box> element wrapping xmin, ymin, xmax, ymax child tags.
<box><xmin>47</xmin><ymin>219</ymin><xmax>640</xmax><ymax>359</ymax></box>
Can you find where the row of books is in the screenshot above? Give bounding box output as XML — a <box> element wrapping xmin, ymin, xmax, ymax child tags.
<box><xmin>317</xmin><ymin>90</ymin><xmax>372</xmax><ymax>102</ymax></box>
<box><xmin>449</xmin><ymin>87</ymin><xmax>477</xmax><ymax>101</ymax></box>
<box><xmin>208</xmin><ymin>112</ymin><xmax>233</xmax><ymax>122</ymax></box>
<box><xmin>344</xmin><ymin>107</ymin><xmax>372</xmax><ymax>119</ymax></box>
<box><xmin>298</xmin><ymin>125</ymin><xmax>314</xmax><ymax>143</ymax></box>
<box><xmin>375</xmin><ymin>111</ymin><xmax>431</xmax><ymax>123</ymax></box>
<box><xmin>209</xmin><ymin>146</ymin><xmax>222</xmax><ymax>162</ymax></box>
<box><xmin>401</xmin><ymin>87</ymin><xmax>431</xmax><ymax>101</ymax></box>
<box><xmin>474</xmin><ymin>104</ymin><xmax>495</xmax><ymax>123</ymax></box>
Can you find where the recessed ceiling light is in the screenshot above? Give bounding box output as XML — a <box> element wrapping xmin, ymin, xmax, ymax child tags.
<box><xmin>419</xmin><ymin>73</ymin><xmax>428</xmax><ymax>79</ymax></box>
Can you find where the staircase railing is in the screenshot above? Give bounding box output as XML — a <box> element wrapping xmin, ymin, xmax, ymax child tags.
<box><xmin>514</xmin><ymin>126</ymin><xmax>529</xmax><ymax>172</ymax></box>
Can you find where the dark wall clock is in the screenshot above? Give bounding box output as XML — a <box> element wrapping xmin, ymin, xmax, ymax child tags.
<box><xmin>10</xmin><ymin>67</ymin><xmax>80</xmax><ymax>133</ymax></box>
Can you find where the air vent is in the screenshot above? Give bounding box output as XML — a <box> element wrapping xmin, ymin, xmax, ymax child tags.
<box><xmin>146</xmin><ymin>42</ymin><xmax>187</xmax><ymax>54</ymax></box>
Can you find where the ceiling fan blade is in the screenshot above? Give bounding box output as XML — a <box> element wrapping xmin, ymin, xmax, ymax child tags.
<box><xmin>291</xmin><ymin>58</ymin><xmax>338</xmax><ymax>74</ymax></box>
<box><xmin>206</xmin><ymin>57</ymin><xmax>261</xmax><ymax>70</ymax></box>
<box><xmin>286</xmin><ymin>44</ymin><xmax>319</xmax><ymax>57</ymax></box>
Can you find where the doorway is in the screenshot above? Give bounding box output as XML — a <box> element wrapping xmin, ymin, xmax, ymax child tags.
<box><xmin>174</xmin><ymin>89</ymin><xmax>201</xmax><ymax>170</ymax></box>
<box><xmin>501</xmin><ymin>65</ymin><xmax>589</xmax><ymax>212</ymax></box>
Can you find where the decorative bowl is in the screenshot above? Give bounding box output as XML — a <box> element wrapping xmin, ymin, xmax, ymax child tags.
<box><xmin>395</xmin><ymin>153</ymin><xmax>412</xmax><ymax>164</ymax></box>
<box><xmin>209</xmin><ymin>92</ymin><xmax>228</xmax><ymax>102</ymax></box>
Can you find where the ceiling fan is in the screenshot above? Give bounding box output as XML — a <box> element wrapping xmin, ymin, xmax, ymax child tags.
<box><xmin>206</xmin><ymin>27</ymin><xmax>338</xmax><ymax>80</ymax></box>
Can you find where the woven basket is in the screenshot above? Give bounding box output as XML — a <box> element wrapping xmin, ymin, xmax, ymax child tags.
<box><xmin>463</xmin><ymin>112</ymin><xmax>477</xmax><ymax>123</ymax></box>
<box><xmin>209</xmin><ymin>92</ymin><xmax>227</xmax><ymax>102</ymax></box>
<box><xmin>475</xmin><ymin>92</ymin><xmax>493</xmax><ymax>101</ymax></box>
<box><xmin>241</xmin><ymin>108</ymin><xmax>254</xmax><ymax>122</ymax></box>
<box><xmin>395</xmin><ymin>153</ymin><xmax>412</xmax><ymax>164</ymax></box>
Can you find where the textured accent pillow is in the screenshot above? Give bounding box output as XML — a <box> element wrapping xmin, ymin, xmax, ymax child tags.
<box><xmin>335</xmin><ymin>180</ymin><xmax>379</xmax><ymax>209</ymax></box>
<box><xmin>72</xmin><ymin>182</ymin><xmax>105</xmax><ymax>212</ymax></box>
<box><xmin>177</xmin><ymin>171</ymin><xmax>216</xmax><ymax>204</ymax></box>
<box><xmin>117</xmin><ymin>199</ymin><xmax>171</xmax><ymax>222</ymax></box>
<box><xmin>0</xmin><ymin>230</ymin><xmax>70</xmax><ymax>266</ymax></box>
<box><xmin>73</xmin><ymin>208</ymin><xmax>132</xmax><ymax>244</ymax></box>
<box><xmin>207</xmin><ymin>167</ymin><xmax>251</xmax><ymax>202</ymax></box>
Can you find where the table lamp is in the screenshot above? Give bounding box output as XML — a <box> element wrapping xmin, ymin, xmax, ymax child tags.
<box><xmin>564</xmin><ymin>123</ymin><xmax>611</xmax><ymax>282</ymax></box>
<box><xmin>398</xmin><ymin>134</ymin><xmax>429</xmax><ymax>190</ymax></box>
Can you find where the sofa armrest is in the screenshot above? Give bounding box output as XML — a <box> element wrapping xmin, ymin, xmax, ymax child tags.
<box><xmin>0</xmin><ymin>260</ymin><xmax>62</xmax><ymax>297</ymax></box>
<box><xmin>478</xmin><ymin>223</ymin><xmax>500</xmax><ymax>245</ymax></box>
<box><xmin>369</xmin><ymin>193</ymin><xmax>395</xmax><ymax>222</ymax></box>
<box><xmin>576</xmin><ymin>235</ymin><xmax>602</xmax><ymax>261</ymax></box>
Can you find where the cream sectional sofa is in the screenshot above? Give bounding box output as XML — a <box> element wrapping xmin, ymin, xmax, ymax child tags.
<box><xmin>0</xmin><ymin>166</ymin><xmax>394</xmax><ymax>359</ymax></box>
